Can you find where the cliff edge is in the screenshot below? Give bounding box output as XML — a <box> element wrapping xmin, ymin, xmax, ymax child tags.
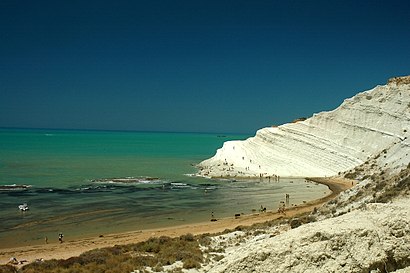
<box><xmin>198</xmin><ymin>76</ymin><xmax>410</xmax><ymax>178</ymax></box>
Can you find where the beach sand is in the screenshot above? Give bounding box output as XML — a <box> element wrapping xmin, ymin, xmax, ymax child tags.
<box><xmin>0</xmin><ymin>177</ymin><xmax>354</xmax><ymax>267</ymax></box>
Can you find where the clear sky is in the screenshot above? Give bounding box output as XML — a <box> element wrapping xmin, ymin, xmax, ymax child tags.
<box><xmin>1</xmin><ymin>0</ymin><xmax>409</xmax><ymax>134</ymax></box>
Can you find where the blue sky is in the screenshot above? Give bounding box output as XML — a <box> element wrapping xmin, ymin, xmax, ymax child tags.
<box><xmin>1</xmin><ymin>0</ymin><xmax>409</xmax><ymax>133</ymax></box>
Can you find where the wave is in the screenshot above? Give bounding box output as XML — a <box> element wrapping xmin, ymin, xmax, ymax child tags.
<box><xmin>169</xmin><ymin>182</ymin><xmax>191</xmax><ymax>189</ymax></box>
<box><xmin>0</xmin><ymin>179</ymin><xmax>221</xmax><ymax>198</ymax></box>
<box><xmin>0</xmin><ymin>184</ymin><xmax>31</xmax><ymax>191</ymax></box>
<box><xmin>91</xmin><ymin>177</ymin><xmax>162</xmax><ymax>185</ymax></box>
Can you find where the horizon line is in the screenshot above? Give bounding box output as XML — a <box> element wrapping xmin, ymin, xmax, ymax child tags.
<box><xmin>0</xmin><ymin>126</ymin><xmax>253</xmax><ymax>136</ymax></box>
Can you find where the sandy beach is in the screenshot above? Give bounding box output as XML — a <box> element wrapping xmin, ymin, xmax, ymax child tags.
<box><xmin>0</xmin><ymin>177</ymin><xmax>354</xmax><ymax>266</ymax></box>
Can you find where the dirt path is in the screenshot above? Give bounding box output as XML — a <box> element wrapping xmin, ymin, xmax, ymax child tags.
<box><xmin>0</xmin><ymin>177</ymin><xmax>355</xmax><ymax>266</ymax></box>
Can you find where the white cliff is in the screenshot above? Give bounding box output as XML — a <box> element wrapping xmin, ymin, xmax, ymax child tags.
<box><xmin>203</xmin><ymin>198</ymin><xmax>410</xmax><ymax>273</ymax></box>
<box><xmin>189</xmin><ymin>76</ymin><xmax>410</xmax><ymax>273</ymax></box>
<box><xmin>198</xmin><ymin>76</ymin><xmax>410</xmax><ymax>178</ymax></box>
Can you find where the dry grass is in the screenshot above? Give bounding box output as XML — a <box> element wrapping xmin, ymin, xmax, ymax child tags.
<box><xmin>373</xmin><ymin>169</ymin><xmax>410</xmax><ymax>203</ymax></box>
<box><xmin>0</xmin><ymin>265</ymin><xmax>18</xmax><ymax>273</ymax></box>
<box><xmin>18</xmin><ymin>233</ymin><xmax>203</xmax><ymax>273</ymax></box>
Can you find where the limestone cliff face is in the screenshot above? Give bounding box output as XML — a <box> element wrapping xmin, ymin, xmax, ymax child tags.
<box><xmin>207</xmin><ymin>199</ymin><xmax>410</xmax><ymax>273</ymax></box>
<box><xmin>198</xmin><ymin>76</ymin><xmax>410</xmax><ymax>177</ymax></box>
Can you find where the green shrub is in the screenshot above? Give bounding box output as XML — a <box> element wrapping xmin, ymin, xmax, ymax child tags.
<box><xmin>198</xmin><ymin>234</ymin><xmax>212</xmax><ymax>247</ymax></box>
<box><xmin>180</xmin><ymin>233</ymin><xmax>195</xmax><ymax>242</ymax></box>
<box><xmin>0</xmin><ymin>265</ymin><xmax>18</xmax><ymax>273</ymax></box>
<box><xmin>344</xmin><ymin>171</ymin><xmax>358</xmax><ymax>179</ymax></box>
<box><xmin>183</xmin><ymin>258</ymin><xmax>201</xmax><ymax>269</ymax></box>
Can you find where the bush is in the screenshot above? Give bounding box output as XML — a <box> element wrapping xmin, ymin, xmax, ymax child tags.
<box><xmin>139</xmin><ymin>237</ymin><xmax>162</xmax><ymax>253</ymax></box>
<box><xmin>290</xmin><ymin>218</ymin><xmax>302</xmax><ymax>229</ymax></box>
<box><xmin>183</xmin><ymin>258</ymin><xmax>201</xmax><ymax>269</ymax></box>
<box><xmin>344</xmin><ymin>171</ymin><xmax>358</xmax><ymax>179</ymax></box>
<box><xmin>198</xmin><ymin>234</ymin><xmax>212</xmax><ymax>247</ymax></box>
<box><xmin>180</xmin><ymin>233</ymin><xmax>195</xmax><ymax>242</ymax></box>
<box><xmin>0</xmin><ymin>265</ymin><xmax>17</xmax><ymax>273</ymax></box>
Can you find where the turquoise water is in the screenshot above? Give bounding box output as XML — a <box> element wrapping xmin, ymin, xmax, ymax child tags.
<box><xmin>0</xmin><ymin>129</ymin><xmax>242</xmax><ymax>187</ymax></box>
<box><xmin>0</xmin><ymin>129</ymin><xmax>330</xmax><ymax>248</ymax></box>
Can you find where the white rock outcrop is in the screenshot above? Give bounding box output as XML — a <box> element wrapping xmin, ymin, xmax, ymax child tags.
<box><xmin>198</xmin><ymin>76</ymin><xmax>410</xmax><ymax>178</ymax></box>
<box><xmin>206</xmin><ymin>199</ymin><xmax>410</xmax><ymax>273</ymax></box>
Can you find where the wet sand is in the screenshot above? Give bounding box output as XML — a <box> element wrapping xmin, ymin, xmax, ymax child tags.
<box><xmin>0</xmin><ymin>177</ymin><xmax>355</xmax><ymax>266</ymax></box>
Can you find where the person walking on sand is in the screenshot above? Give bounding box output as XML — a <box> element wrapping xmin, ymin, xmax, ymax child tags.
<box><xmin>8</xmin><ymin>257</ymin><xmax>18</xmax><ymax>265</ymax></box>
<box><xmin>58</xmin><ymin>233</ymin><xmax>64</xmax><ymax>243</ymax></box>
<box><xmin>45</xmin><ymin>236</ymin><xmax>48</xmax><ymax>244</ymax></box>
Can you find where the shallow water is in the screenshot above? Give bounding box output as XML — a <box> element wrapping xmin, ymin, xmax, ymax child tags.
<box><xmin>0</xmin><ymin>129</ymin><xmax>330</xmax><ymax>248</ymax></box>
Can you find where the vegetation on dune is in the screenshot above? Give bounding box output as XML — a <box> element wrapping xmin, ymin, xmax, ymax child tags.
<box><xmin>373</xmin><ymin>165</ymin><xmax>410</xmax><ymax>203</ymax></box>
<box><xmin>0</xmin><ymin>265</ymin><xmax>18</xmax><ymax>273</ymax></box>
<box><xmin>345</xmin><ymin>155</ymin><xmax>409</xmax><ymax>190</ymax></box>
<box><xmin>8</xmin><ymin>234</ymin><xmax>203</xmax><ymax>273</ymax></box>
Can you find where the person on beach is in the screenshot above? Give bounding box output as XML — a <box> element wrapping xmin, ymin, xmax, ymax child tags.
<box><xmin>8</xmin><ymin>257</ymin><xmax>18</xmax><ymax>265</ymax></box>
<box><xmin>45</xmin><ymin>236</ymin><xmax>48</xmax><ymax>244</ymax></box>
<box><xmin>211</xmin><ymin>211</ymin><xmax>217</xmax><ymax>221</ymax></box>
<box><xmin>277</xmin><ymin>203</ymin><xmax>286</xmax><ymax>214</ymax></box>
<box><xmin>58</xmin><ymin>233</ymin><xmax>64</xmax><ymax>243</ymax></box>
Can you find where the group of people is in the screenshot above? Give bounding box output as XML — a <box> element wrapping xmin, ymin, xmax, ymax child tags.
<box><xmin>278</xmin><ymin>193</ymin><xmax>290</xmax><ymax>214</ymax></box>
<box><xmin>258</xmin><ymin>193</ymin><xmax>290</xmax><ymax>215</ymax></box>
<box><xmin>44</xmin><ymin>233</ymin><xmax>64</xmax><ymax>244</ymax></box>
<box><xmin>277</xmin><ymin>204</ymin><xmax>286</xmax><ymax>214</ymax></box>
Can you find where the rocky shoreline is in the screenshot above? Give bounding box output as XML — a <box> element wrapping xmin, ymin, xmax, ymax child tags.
<box><xmin>197</xmin><ymin>165</ymin><xmax>410</xmax><ymax>273</ymax></box>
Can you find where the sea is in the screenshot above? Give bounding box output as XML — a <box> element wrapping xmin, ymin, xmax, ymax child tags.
<box><xmin>0</xmin><ymin>128</ymin><xmax>330</xmax><ymax>248</ymax></box>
